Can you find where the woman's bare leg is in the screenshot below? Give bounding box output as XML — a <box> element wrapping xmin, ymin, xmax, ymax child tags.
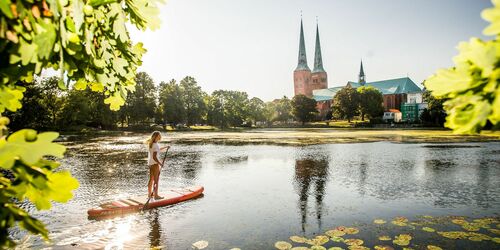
<box><xmin>154</xmin><ymin>165</ymin><xmax>163</xmax><ymax>199</ymax></box>
<box><xmin>148</xmin><ymin>164</ymin><xmax>157</xmax><ymax>198</ymax></box>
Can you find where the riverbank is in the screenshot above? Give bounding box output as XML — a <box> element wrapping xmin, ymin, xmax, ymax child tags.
<box><xmin>60</xmin><ymin>128</ymin><xmax>500</xmax><ymax>145</ymax></box>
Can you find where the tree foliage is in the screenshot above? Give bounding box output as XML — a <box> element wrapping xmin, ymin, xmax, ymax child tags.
<box><xmin>158</xmin><ymin>79</ymin><xmax>185</xmax><ymax>125</ymax></box>
<box><xmin>420</xmin><ymin>88</ymin><xmax>446</xmax><ymax>126</ymax></box>
<box><xmin>425</xmin><ymin>0</ymin><xmax>500</xmax><ymax>134</ymax></box>
<box><xmin>357</xmin><ymin>86</ymin><xmax>384</xmax><ymax>121</ymax></box>
<box><xmin>331</xmin><ymin>86</ymin><xmax>359</xmax><ymax>122</ymax></box>
<box><xmin>180</xmin><ymin>76</ymin><xmax>207</xmax><ymax>126</ymax></box>
<box><xmin>122</xmin><ymin>72</ymin><xmax>157</xmax><ymax>125</ymax></box>
<box><xmin>291</xmin><ymin>94</ymin><xmax>318</xmax><ymax>125</ymax></box>
<box><xmin>0</xmin><ymin>0</ymin><xmax>162</xmax><ymax>247</ymax></box>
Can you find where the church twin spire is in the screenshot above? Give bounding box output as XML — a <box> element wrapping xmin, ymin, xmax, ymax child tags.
<box><xmin>295</xmin><ymin>18</ymin><xmax>325</xmax><ymax>73</ymax></box>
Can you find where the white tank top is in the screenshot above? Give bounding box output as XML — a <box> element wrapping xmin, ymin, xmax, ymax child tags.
<box><xmin>148</xmin><ymin>143</ymin><xmax>160</xmax><ymax>166</ymax></box>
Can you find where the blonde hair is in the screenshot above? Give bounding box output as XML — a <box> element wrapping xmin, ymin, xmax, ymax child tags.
<box><xmin>146</xmin><ymin>131</ymin><xmax>161</xmax><ymax>149</ymax></box>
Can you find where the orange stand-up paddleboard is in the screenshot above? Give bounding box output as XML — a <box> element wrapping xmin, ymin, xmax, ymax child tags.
<box><xmin>87</xmin><ymin>186</ymin><xmax>204</xmax><ymax>219</ymax></box>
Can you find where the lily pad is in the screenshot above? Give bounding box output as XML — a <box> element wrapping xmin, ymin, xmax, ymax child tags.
<box><xmin>462</xmin><ymin>224</ymin><xmax>481</xmax><ymax>232</ymax></box>
<box><xmin>311</xmin><ymin>246</ymin><xmax>327</xmax><ymax>250</ymax></box>
<box><xmin>427</xmin><ymin>246</ymin><xmax>442</xmax><ymax>250</ymax></box>
<box><xmin>394</xmin><ymin>216</ymin><xmax>408</xmax><ymax>223</ymax></box>
<box><xmin>392</xmin><ymin>239</ymin><xmax>410</xmax><ymax>246</ymax></box>
<box><xmin>344</xmin><ymin>227</ymin><xmax>359</xmax><ymax>234</ymax></box>
<box><xmin>492</xmin><ymin>237</ymin><xmax>500</xmax><ymax>244</ymax></box>
<box><xmin>423</xmin><ymin>215</ymin><xmax>434</xmax><ymax>219</ymax></box>
<box><xmin>192</xmin><ymin>240</ymin><xmax>209</xmax><ymax>249</ymax></box>
<box><xmin>422</xmin><ymin>227</ymin><xmax>436</xmax><ymax>232</ymax></box>
<box><xmin>374</xmin><ymin>246</ymin><xmax>394</xmax><ymax>250</ymax></box>
<box><xmin>393</xmin><ymin>234</ymin><xmax>412</xmax><ymax>246</ymax></box>
<box><xmin>275</xmin><ymin>241</ymin><xmax>292</xmax><ymax>250</ymax></box>
<box><xmin>291</xmin><ymin>247</ymin><xmax>310</xmax><ymax>250</ymax></box>
<box><xmin>451</xmin><ymin>219</ymin><xmax>468</xmax><ymax>226</ymax></box>
<box><xmin>489</xmin><ymin>229</ymin><xmax>500</xmax><ymax>235</ymax></box>
<box><xmin>306</xmin><ymin>235</ymin><xmax>329</xmax><ymax>246</ymax></box>
<box><xmin>290</xmin><ymin>236</ymin><xmax>308</xmax><ymax>243</ymax></box>
<box><xmin>374</xmin><ymin>219</ymin><xmax>387</xmax><ymax>224</ymax></box>
<box><xmin>468</xmin><ymin>232</ymin><xmax>491</xmax><ymax>241</ymax></box>
<box><xmin>391</xmin><ymin>217</ymin><xmax>408</xmax><ymax>227</ymax></box>
<box><xmin>328</xmin><ymin>247</ymin><xmax>344</xmax><ymax>250</ymax></box>
<box><xmin>344</xmin><ymin>239</ymin><xmax>363</xmax><ymax>246</ymax></box>
<box><xmin>331</xmin><ymin>236</ymin><xmax>345</xmax><ymax>242</ymax></box>
<box><xmin>326</xmin><ymin>229</ymin><xmax>346</xmax><ymax>237</ymax></box>
<box><xmin>348</xmin><ymin>246</ymin><xmax>369</xmax><ymax>250</ymax></box>
<box><xmin>378</xmin><ymin>235</ymin><xmax>391</xmax><ymax>241</ymax></box>
<box><xmin>437</xmin><ymin>231</ymin><xmax>469</xmax><ymax>239</ymax></box>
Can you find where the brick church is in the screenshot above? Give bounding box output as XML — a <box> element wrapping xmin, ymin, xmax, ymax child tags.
<box><xmin>293</xmin><ymin>19</ymin><xmax>423</xmax><ymax>119</ymax></box>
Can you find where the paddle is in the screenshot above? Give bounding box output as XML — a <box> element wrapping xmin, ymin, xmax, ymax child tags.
<box><xmin>143</xmin><ymin>146</ymin><xmax>169</xmax><ymax>211</ymax></box>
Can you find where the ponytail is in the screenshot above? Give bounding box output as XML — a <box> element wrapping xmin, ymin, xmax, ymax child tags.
<box><xmin>146</xmin><ymin>131</ymin><xmax>161</xmax><ymax>149</ymax></box>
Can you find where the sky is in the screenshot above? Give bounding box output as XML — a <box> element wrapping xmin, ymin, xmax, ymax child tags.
<box><xmin>129</xmin><ymin>0</ymin><xmax>492</xmax><ymax>101</ymax></box>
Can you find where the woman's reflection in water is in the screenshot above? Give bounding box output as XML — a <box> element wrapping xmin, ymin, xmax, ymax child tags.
<box><xmin>148</xmin><ymin>209</ymin><xmax>163</xmax><ymax>248</ymax></box>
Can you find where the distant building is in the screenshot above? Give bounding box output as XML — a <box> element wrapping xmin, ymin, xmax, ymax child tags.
<box><xmin>311</xmin><ymin>62</ymin><xmax>424</xmax><ymax>119</ymax></box>
<box><xmin>293</xmin><ymin>19</ymin><xmax>424</xmax><ymax>121</ymax></box>
<box><xmin>293</xmin><ymin>19</ymin><xmax>328</xmax><ymax>98</ymax></box>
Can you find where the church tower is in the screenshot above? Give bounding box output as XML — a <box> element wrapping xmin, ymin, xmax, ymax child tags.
<box><xmin>359</xmin><ymin>60</ymin><xmax>366</xmax><ymax>85</ymax></box>
<box><xmin>293</xmin><ymin>19</ymin><xmax>312</xmax><ymax>97</ymax></box>
<box><xmin>311</xmin><ymin>22</ymin><xmax>328</xmax><ymax>91</ymax></box>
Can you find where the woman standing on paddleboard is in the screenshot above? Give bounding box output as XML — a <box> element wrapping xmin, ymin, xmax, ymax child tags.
<box><xmin>146</xmin><ymin>131</ymin><xmax>170</xmax><ymax>200</ymax></box>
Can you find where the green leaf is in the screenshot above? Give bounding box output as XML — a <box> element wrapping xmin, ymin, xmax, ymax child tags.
<box><xmin>88</xmin><ymin>0</ymin><xmax>118</xmax><ymax>7</ymax></box>
<box><xmin>104</xmin><ymin>91</ymin><xmax>125</xmax><ymax>110</ymax></box>
<box><xmin>425</xmin><ymin>63</ymin><xmax>473</xmax><ymax>98</ymax></box>
<box><xmin>444</xmin><ymin>95</ymin><xmax>492</xmax><ymax>134</ymax></box>
<box><xmin>18</xmin><ymin>39</ymin><xmax>38</xmax><ymax>65</ymax></box>
<box><xmin>33</xmin><ymin>21</ymin><xmax>57</xmax><ymax>60</ymax></box>
<box><xmin>0</xmin><ymin>0</ymin><xmax>13</xmax><ymax>18</ymax></box>
<box><xmin>0</xmin><ymin>129</ymin><xmax>65</xmax><ymax>169</ymax></box>
<box><xmin>72</xmin><ymin>0</ymin><xmax>85</xmax><ymax>32</ymax></box>
<box><xmin>90</xmin><ymin>82</ymin><xmax>104</xmax><ymax>92</ymax></box>
<box><xmin>113</xmin><ymin>57</ymin><xmax>128</xmax><ymax>76</ymax></box>
<box><xmin>74</xmin><ymin>79</ymin><xmax>88</xmax><ymax>90</ymax></box>
<box><xmin>453</xmin><ymin>38</ymin><xmax>496</xmax><ymax>77</ymax></box>
<box><xmin>0</xmin><ymin>85</ymin><xmax>25</xmax><ymax>113</ymax></box>
<box><xmin>488</xmin><ymin>88</ymin><xmax>500</xmax><ymax>124</ymax></box>
<box><xmin>482</xmin><ymin>0</ymin><xmax>500</xmax><ymax>36</ymax></box>
<box><xmin>46</xmin><ymin>171</ymin><xmax>79</xmax><ymax>202</ymax></box>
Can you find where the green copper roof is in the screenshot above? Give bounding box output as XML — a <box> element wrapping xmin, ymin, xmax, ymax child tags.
<box><xmin>295</xmin><ymin>19</ymin><xmax>310</xmax><ymax>71</ymax></box>
<box><xmin>312</xmin><ymin>86</ymin><xmax>343</xmax><ymax>101</ymax></box>
<box><xmin>312</xmin><ymin>24</ymin><xmax>325</xmax><ymax>73</ymax></box>
<box><xmin>348</xmin><ymin>77</ymin><xmax>422</xmax><ymax>94</ymax></box>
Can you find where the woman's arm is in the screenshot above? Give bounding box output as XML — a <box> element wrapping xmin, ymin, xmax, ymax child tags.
<box><xmin>160</xmin><ymin>145</ymin><xmax>170</xmax><ymax>151</ymax></box>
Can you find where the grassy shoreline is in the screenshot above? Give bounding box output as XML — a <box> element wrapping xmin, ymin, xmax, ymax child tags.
<box><xmin>59</xmin><ymin>128</ymin><xmax>500</xmax><ymax>145</ymax></box>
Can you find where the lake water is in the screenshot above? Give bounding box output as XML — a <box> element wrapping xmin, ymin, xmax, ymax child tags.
<box><xmin>16</xmin><ymin>134</ymin><xmax>500</xmax><ymax>249</ymax></box>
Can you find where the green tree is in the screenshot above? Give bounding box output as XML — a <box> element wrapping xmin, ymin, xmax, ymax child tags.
<box><xmin>357</xmin><ymin>86</ymin><xmax>384</xmax><ymax>121</ymax></box>
<box><xmin>272</xmin><ymin>96</ymin><xmax>293</xmax><ymax>123</ymax></box>
<box><xmin>206</xmin><ymin>93</ymin><xmax>224</xmax><ymax>128</ymax></box>
<box><xmin>123</xmin><ymin>72</ymin><xmax>157</xmax><ymax>125</ymax></box>
<box><xmin>0</xmin><ymin>0</ymin><xmax>162</xmax><ymax>247</ymax></box>
<box><xmin>425</xmin><ymin>0</ymin><xmax>500</xmax><ymax>134</ymax></box>
<box><xmin>158</xmin><ymin>79</ymin><xmax>185</xmax><ymax>125</ymax></box>
<box><xmin>247</xmin><ymin>97</ymin><xmax>266</xmax><ymax>126</ymax></box>
<box><xmin>420</xmin><ymin>88</ymin><xmax>446</xmax><ymax>126</ymax></box>
<box><xmin>180</xmin><ymin>77</ymin><xmax>207</xmax><ymax>126</ymax></box>
<box><xmin>291</xmin><ymin>94</ymin><xmax>318</xmax><ymax>125</ymax></box>
<box><xmin>331</xmin><ymin>86</ymin><xmax>360</xmax><ymax>122</ymax></box>
<box><xmin>208</xmin><ymin>90</ymin><xmax>250</xmax><ymax>127</ymax></box>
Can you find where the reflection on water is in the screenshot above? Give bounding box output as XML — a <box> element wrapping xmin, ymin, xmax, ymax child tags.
<box><xmin>294</xmin><ymin>155</ymin><xmax>329</xmax><ymax>233</ymax></box>
<box><xmin>15</xmin><ymin>135</ymin><xmax>500</xmax><ymax>249</ymax></box>
<box><xmin>148</xmin><ymin>210</ymin><xmax>162</xmax><ymax>248</ymax></box>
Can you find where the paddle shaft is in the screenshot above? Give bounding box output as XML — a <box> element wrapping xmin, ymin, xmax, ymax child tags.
<box><xmin>143</xmin><ymin>147</ymin><xmax>169</xmax><ymax>210</ymax></box>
